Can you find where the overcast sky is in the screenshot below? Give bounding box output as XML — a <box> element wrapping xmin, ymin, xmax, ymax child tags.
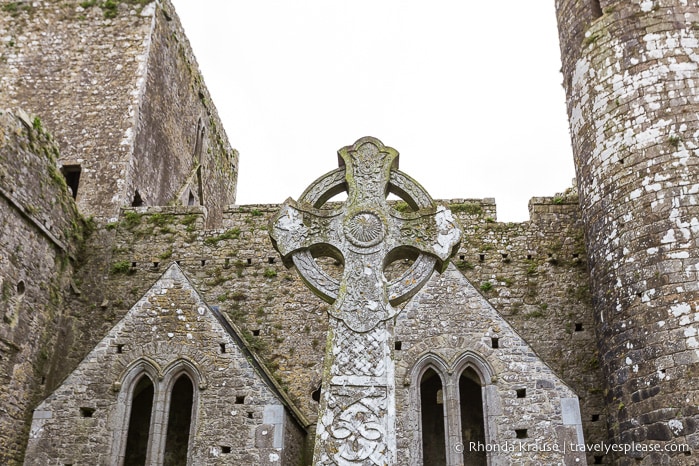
<box><xmin>169</xmin><ymin>1</ymin><xmax>575</xmax><ymax>221</ymax></box>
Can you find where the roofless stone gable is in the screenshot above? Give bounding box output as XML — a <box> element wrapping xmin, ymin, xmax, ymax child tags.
<box><xmin>395</xmin><ymin>264</ymin><xmax>586</xmax><ymax>464</ymax></box>
<box><xmin>24</xmin><ymin>263</ymin><xmax>307</xmax><ymax>465</ymax></box>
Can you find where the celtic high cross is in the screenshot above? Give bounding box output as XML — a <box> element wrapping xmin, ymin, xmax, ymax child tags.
<box><xmin>270</xmin><ymin>137</ymin><xmax>461</xmax><ymax>465</ymax></box>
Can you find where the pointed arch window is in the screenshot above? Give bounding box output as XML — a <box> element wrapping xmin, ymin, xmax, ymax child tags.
<box><xmin>459</xmin><ymin>368</ymin><xmax>486</xmax><ymax>465</ymax></box>
<box><xmin>124</xmin><ymin>375</ymin><xmax>155</xmax><ymax>465</ymax></box>
<box><xmin>412</xmin><ymin>353</ymin><xmax>494</xmax><ymax>466</ymax></box>
<box><xmin>420</xmin><ymin>368</ymin><xmax>447</xmax><ymax>465</ymax></box>
<box><xmin>113</xmin><ymin>359</ymin><xmax>203</xmax><ymax>466</ymax></box>
<box><xmin>163</xmin><ymin>374</ymin><xmax>194</xmax><ymax>465</ymax></box>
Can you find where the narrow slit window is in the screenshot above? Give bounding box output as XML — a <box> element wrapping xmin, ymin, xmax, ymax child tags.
<box><xmin>60</xmin><ymin>165</ymin><xmax>81</xmax><ymax>200</ymax></box>
<box><xmin>312</xmin><ymin>385</ymin><xmax>321</xmax><ymax>402</ymax></box>
<box><xmin>591</xmin><ymin>0</ymin><xmax>602</xmax><ymax>18</ymax></box>
<box><xmin>131</xmin><ymin>190</ymin><xmax>143</xmax><ymax>207</ymax></box>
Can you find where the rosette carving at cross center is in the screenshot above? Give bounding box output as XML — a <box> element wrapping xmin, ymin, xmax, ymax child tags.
<box><xmin>269</xmin><ymin>136</ymin><xmax>462</xmax><ymax>332</ymax></box>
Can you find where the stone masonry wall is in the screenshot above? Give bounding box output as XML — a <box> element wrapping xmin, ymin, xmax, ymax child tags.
<box><xmin>556</xmin><ymin>0</ymin><xmax>699</xmax><ymax>463</ymax></box>
<box><xmin>0</xmin><ymin>0</ymin><xmax>238</xmax><ymax>223</ymax></box>
<box><xmin>0</xmin><ymin>0</ymin><xmax>155</xmax><ymax>219</ymax></box>
<box><xmin>82</xmin><ymin>193</ymin><xmax>606</xmax><ymax>463</ymax></box>
<box><xmin>0</xmin><ymin>111</ymin><xmax>86</xmax><ymax>464</ymax></box>
<box><xmin>24</xmin><ymin>265</ymin><xmax>306</xmax><ymax>465</ymax></box>
<box><xmin>129</xmin><ymin>0</ymin><xmax>237</xmax><ymax>227</ymax></box>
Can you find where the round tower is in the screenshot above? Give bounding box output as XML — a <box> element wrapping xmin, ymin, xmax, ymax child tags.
<box><xmin>556</xmin><ymin>0</ymin><xmax>699</xmax><ymax>463</ymax></box>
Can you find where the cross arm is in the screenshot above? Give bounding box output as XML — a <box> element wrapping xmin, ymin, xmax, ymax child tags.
<box><xmin>387</xmin><ymin>205</ymin><xmax>462</xmax><ymax>272</ymax></box>
<box><xmin>269</xmin><ymin>199</ymin><xmax>345</xmax><ymax>267</ymax></box>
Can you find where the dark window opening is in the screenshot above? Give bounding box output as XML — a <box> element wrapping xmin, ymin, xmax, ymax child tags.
<box><xmin>60</xmin><ymin>165</ymin><xmax>81</xmax><ymax>200</ymax></box>
<box><xmin>460</xmin><ymin>368</ymin><xmax>486</xmax><ymax>465</ymax></box>
<box><xmin>152</xmin><ymin>262</ymin><xmax>159</xmax><ymax>268</ymax></box>
<box><xmin>459</xmin><ymin>255</ymin><xmax>465</xmax><ymax>260</ymax></box>
<box><xmin>116</xmin><ymin>344</ymin><xmax>124</xmax><ymax>354</ymax></box>
<box><xmin>594</xmin><ymin>455</ymin><xmax>604</xmax><ymax>464</ymax></box>
<box><xmin>312</xmin><ymin>385</ymin><xmax>321</xmax><ymax>402</ymax></box>
<box><xmin>196</xmin><ymin>166</ymin><xmax>204</xmax><ymax>206</ymax></box>
<box><xmin>591</xmin><ymin>414</ymin><xmax>600</xmax><ymax>422</ymax></box>
<box><xmin>515</xmin><ymin>429</ymin><xmax>528</xmax><ymax>439</ymax></box>
<box><xmin>501</xmin><ymin>253</ymin><xmax>508</xmax><ymax>260</ymax></box>
<box><xmin>16</xmin><ymin>280</ymin><xmax>25</xmax><ymax>296</ymax></box>
<box><xmin>395</xmin><ymin>341</ymin><xmax>402</xmax><ymax>351</ymax></box>
<box><xmin>163</xmin><ymin>375</ymin><xmax>194</xmax><ymax>466</ymax></box>
<box><xmin>491</xmin><ymin>337</ymin><xmax>499</xmax><ymax>349</ymax></box>
<box><xmin>247</xmin><ymin>411</ymin><xmax>254</xmax><ymax>419</ymax></box>
<box><xmin>252</xmin><ymin>329</ymin><xmax>260</xmax><ymax>337</ymax></box>
<box><xmin>591</xmin><ymin>0</ymin><xmax>603</xmax><ymax>18</ymax></box>
<box><xmin>124</xmin><ymin>375</ymin><xmax>155</xmax><ymax>465</ymax></box>
<box><xmin>246</xmin><ymin>258</ymin><xmax>252</xmax><ymax>266</ymax></box>
<box><xmin>478</xmin><ymin>254</ymin><xmax>485</xmax><ymax>262</ymax></box>
<box><xmin>193</xmin><ymin>118</ymin><xmax>205</xmax><ymax>163</ymax></box>
<box><xmin>527</xmin><ymin>254</ymin><xmax>532</xmax><ymax>260</ymax></box>
<box><xmin>221</xmin><ymin>446</ymin><xmax>231</xmax><ymax>454</ymax></box>
<box><xmin>235</xmin><ymin>396</ymin><xmax>245</xmax><ymax>404</ymax></box>
<box><xmin>224</xmin><ymin>258</ymin><xmax>230</xmax><ymax>268</ymax></box>
<box><xmin>188</xmin><ymin>191</ymin><xmax>195</xmax><ymax>206</ymax></box>
<box><xmin>516</xmin><ymin>388</ymin><xmax>526</xmax><ymax>398</ymax></box>
<box><xmin>131</xmin><ymin>262</ymin><xmax>137</xmax><ymax>268</ymax></box>
<box><xmin>131</xmin><ymin>190</ymin><xmax>143</xmax><ymax>207</ymax></box>
<box><xmin>268</xmin><ymin>257</ymin><xmax>275</xmax><ymax>264</ymax></box>
<box><xmin>420</xmin><ymin>368</ymin><xmax>446</xmax><ymax>466</ymax></box>
<box><xmin>219</xmin><ymin>343</ymin><xmax>226</xmax><ymax>354</ymax></box>
<box><xmin>201</xmin><ymin>260</ymin><xmax>206</xmax><ymax>267</ymax></box>
<box><xmin>40</xmin><ymin>376</ymin><xmax>46</xmax><ymax>385</ymax></box>
<box><xmin>575</xmin><ymin>323</ymin><xmax>584</xmax><ymax>332</ymax></box>
<box><xmin>80</xmin><ymin>407</ymin><xmax>95</xmax><ymax>418</ymax></box>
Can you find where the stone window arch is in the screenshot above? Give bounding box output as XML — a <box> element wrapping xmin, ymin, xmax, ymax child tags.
<box><xmin>111</xmin><ymin>358</ymin><xmax>204</xmax><ymax>466</ymax></box>
<box><xmin>409</xmin><ymin>352</ymin><xmax>496</xmax><ymax>466</ymax></box>
<box><xmin>452</xmin><ymin>352</ymin><xmax>493</xmax><ymax>466</ymax></box>
<box><xmin>111</xmin><ymin>358</ymin><xmax>161</xmax><ymax>465</ymax></box>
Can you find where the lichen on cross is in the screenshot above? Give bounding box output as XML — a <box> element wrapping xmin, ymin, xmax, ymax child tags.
<box><xmin>270</xmin><ymin>137</ymin><xmax>462</xmax><ymax>465</ymax></box>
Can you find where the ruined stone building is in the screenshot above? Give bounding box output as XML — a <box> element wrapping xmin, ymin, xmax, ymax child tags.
<box><xmin>1</xmin><ymin>0</ymin><xmax>698</xmax><ymax>464</ymax></box>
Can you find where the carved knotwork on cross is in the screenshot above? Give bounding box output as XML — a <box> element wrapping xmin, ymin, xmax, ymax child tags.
<box><xmin>270</xmin><ymin>137</ymin><xmax>462</xmax><ymax>465</ymax></box>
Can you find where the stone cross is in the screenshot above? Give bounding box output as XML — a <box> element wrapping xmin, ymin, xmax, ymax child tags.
<box><xmin>270</xmin><ymin>137</ymin><xmax>461</xmax><ymax>465</ymax></box>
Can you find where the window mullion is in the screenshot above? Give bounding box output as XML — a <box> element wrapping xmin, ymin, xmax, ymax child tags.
<box><xmin>148</xmin><ymin>384</ymin><xmax>168</xmax><ymax>465</ymax></box>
